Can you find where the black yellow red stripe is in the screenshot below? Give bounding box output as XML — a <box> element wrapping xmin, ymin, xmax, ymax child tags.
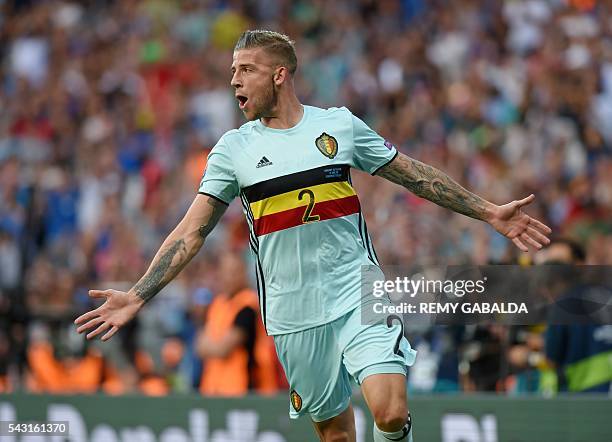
<box><xmin>243</xmin><ymin>164</ymin><xmax>350</xmax><ymax>203</ymax></box>
<box><xmin>242</xmin><ymin>164</ymin><xmax>360</xmax><ymax>236</ymax></box>
<box><xmin>250</xmin><ymin>181</ymin><xmax>356</xmax><ymax>220</ymax></box>
<box><xmin>253</xmin><ymin>194</ymin><xmax>360</xmax><ymax>236</ymax></box>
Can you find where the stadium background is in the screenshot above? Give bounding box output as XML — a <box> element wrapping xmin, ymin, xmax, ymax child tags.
<box><xmin>1</xmin><ymin>0</ymin><xmax>611</xmax><ymax>441</ymax></box>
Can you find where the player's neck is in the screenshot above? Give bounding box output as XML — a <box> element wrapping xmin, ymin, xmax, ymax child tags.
<box><xmin>260</xmin><ymin>95</ymin><xmax>303</xmax><ymax>130</ymax></box>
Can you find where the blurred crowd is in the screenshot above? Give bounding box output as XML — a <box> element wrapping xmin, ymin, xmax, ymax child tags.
<box><xmin>1</xmin><ymin>0</ymin><xmax>611</xmax><ymax>396</ymax></box>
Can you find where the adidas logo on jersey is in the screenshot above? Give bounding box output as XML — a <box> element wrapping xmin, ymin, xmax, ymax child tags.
<box><xmin>256</xmin><ymin>156</ymin><xmax>273</xmax><ymax>168</ymax></box>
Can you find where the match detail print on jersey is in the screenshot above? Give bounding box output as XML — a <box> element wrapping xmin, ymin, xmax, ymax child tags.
<box><xmin>242</xmin><ymin>164</ymin><xmax>360</xmax><ymax>236</ymax></box>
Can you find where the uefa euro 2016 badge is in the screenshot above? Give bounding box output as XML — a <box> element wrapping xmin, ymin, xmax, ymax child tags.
<box><xmin>315</xmin><ymin>133</ymin><xmax>338</xmax><ymax>159</ymax></box>
<box><xmin>290</xmin><ymin>389</ymin><xmax>303</xmax><ymax>412</ymax></box>
<box><xmin>384</xmin><ymin>139</ymin><xmax>396</xmax><ymax>150</ymax></box>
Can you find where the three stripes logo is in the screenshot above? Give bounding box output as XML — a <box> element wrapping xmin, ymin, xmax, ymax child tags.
<box><xmin>256</xmin><ymin>156</ymin><xmax>273</xmax><ymax>168</ymax></box>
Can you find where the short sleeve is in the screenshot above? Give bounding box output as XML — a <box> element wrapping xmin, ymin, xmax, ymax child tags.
<box><xmin>350</xmin><ymin>112</ymin><xmax>398</xmax><ymax>175</ymax></box>
<box><xmin>198</xmin><ymin>139</ymin><xmax>239</xmax><ymax>204</ymax></box>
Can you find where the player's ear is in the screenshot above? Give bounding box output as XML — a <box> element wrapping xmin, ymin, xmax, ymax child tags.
<box><xmin>273</xmin><ymin>66</ymin><xmax>287</xmax><ymax>86</ymax></box>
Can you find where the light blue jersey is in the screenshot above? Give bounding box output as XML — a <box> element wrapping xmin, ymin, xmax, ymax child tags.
<box><xmin>199</xmin><ymin>105</ymin><xmax>397</xmax><ymax>335</ymax></box>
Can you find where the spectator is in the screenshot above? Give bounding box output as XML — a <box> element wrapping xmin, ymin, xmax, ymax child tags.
<box><xmin>197</xmin><ymin>251</ymin><xmax>280</xmax><ymax>396</ymax></box>
<box><xmin>541</xmin><ymin>239</ymin><xmax>612</xmax><ymax>393</ymax></box>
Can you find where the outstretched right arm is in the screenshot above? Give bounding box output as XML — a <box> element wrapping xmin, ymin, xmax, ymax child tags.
<box><xmin>74</xmin><ymin>194</ymin><xmax>227</xmax><ymax>341</ymax></box>
<box><xmin>132</xmin><ymin>194</ymin><xmax>226</xmax><ymax>303</ymax></box>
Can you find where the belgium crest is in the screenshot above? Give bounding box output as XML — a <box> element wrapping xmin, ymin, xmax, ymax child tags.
<box><xmin>290</xmin><ymin>390</ymin><xmax>303</xmax><ymax>412</ymax></box>
<box><xmin>315</xmin><ymin>132</ymin><xmax>338</xmax><ymax>159</ymax></box>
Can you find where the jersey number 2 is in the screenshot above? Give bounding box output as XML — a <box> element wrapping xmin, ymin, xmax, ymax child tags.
<box><xmin>298</xmin><ymin>189</ymin><xmax>320</xmax><ymax>223</ymax></box>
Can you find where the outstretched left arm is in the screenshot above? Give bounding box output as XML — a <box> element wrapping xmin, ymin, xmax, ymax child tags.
<box><xmin>376</xmin><ymin>153</ymin><xmax>551</xmax><ymax>252</ymax></box>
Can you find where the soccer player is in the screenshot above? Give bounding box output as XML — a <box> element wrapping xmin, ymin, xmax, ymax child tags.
<box><xmin>75</xmin><ymin>30</ymin><xmax>552</xmax><ymax>441</ymax></box>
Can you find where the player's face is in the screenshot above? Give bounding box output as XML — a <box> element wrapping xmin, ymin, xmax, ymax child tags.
<box><xmin>231</xmin><ymin>48</ymin><xmax>279</xmax><ymax>121</ymax></box>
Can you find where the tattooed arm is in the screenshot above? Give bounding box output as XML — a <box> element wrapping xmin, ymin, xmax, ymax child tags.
<box><xmin>376</xmin><ymin>152</ymin><xmax>551</xmax><ymax>251</ymax></box>
<box><xmin>132</xmin><ymin>195</ymin><xmax>226</xmax><ymax>303</ymax></box>
<box><xmin>74</xmin><ymin>194</ymin><xmax>227</xmax><ymax>341</ymax></box>
<box><xmin>377</xmin><ymin>153</ymin><xmax>495</xmax><ymax>221</ymax></box>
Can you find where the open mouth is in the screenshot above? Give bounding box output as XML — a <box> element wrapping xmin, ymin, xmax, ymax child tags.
<box><xmin>236</xmin><ymin>95</ymin><xmax>248</xmax><ymax>109</ymax></box>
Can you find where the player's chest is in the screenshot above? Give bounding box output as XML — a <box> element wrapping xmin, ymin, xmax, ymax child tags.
<box><xmin>233</xmin><ymin>129</ymin><xmax>352</xmax><ymax>188</ymax></box>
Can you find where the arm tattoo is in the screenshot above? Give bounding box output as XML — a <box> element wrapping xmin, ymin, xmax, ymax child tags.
<box><xmin>377</xmin><ymin>153</ymin><xmax>491</xmax><ymax>220</ymax></box>
<box><xmin>134</xmin><ymin>196</ymin><xmax>227</xmax><ymax>303</ymax></box>
<box><xmin>199</xmin><ymin>197</ymin><xmax>226</xmax><ymax>239</ymax></box>
<box><xmin>133</xmin><ymin>239</ymin><xmax>188</xmax><ymax>303</ymax></box>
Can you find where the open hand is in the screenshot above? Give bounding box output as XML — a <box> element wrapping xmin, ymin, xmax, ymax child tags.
<box><xmin>74</xmin><ymin>290</ymin><xmax>144</xmax><ymax>341</ymax></box>
<box><xmin>487</xmin><ymin>194</ymin><xmax>552</xmax><ymax>252</ymax></box>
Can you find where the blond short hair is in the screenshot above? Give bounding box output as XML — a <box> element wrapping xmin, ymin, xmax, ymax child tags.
<box><xmin>234</xmin><ymin>29</ymin><xmax>297</xmax><ymax>74</ymax></box>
